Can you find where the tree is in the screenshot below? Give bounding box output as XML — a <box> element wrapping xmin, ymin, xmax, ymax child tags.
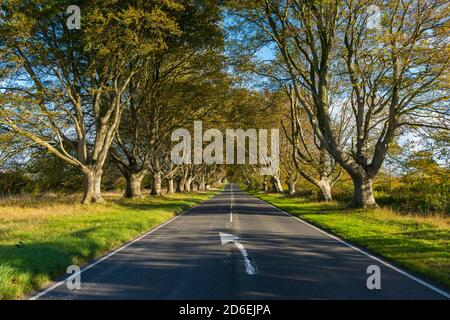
<box><xmin>0</xmin><ymin>0</ymin><xmax>183</xmax><ymax>203</ymax></box>
<box><xmin>279</xmin><ymin>137</ymin><xmax>298</xmax><ymax>195</ymax></box>
<box><xmin>281</xmin><ymin>86</ymin><xmax>344</xmax><ymax>200</ymax></box>
<box><xmin>109</xmin><ymin>0</ymin><xmax>226</xmax><ymax>198</ymax></box>
<box><xmin>229</xmin><ymin>0</ymin><xmax>450</xmax><ymax>207</ymax></box>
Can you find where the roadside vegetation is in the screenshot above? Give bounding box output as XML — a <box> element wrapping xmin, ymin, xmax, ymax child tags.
<box><xmin>0</xmin><ymin>190</ymin><xmax>219</xmax><ymax>299</ymax></box>
<box><xmin>0</xmin><ymin>0</ymin><xmax>448</xmax><ymax>300</ymax></box>
<box><xmin>253</xmin><ymin>192</ymin><xmax>450</xmax><ymax>289</ymax></box>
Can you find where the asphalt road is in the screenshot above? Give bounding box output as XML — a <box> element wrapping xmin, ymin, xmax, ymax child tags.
<box><xmin>32</xmin><ymin>184</ymin><xmax>449</xmax><ymax>300</ymax></box>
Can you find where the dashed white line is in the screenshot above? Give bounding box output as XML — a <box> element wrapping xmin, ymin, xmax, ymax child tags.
<box><xmin>230</xmin><ymin>184</ymin><xmax>233</xmax><ymax>224</ymax></box>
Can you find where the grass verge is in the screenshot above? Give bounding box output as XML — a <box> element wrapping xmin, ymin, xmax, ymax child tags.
<box><xmin>252</xmin><ymin>192</ymin><xmax>450</xmax><ymax>289</ymax></box>
<box><xmin>0</xmin><ymin>190</ymin><xmax>219</xmax><ymax>299</ymax></box>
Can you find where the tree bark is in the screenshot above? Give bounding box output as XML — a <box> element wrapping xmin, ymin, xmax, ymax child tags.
<box><xmin>287</xmin><ymin>180</ymin><xmax>296</xmax><ymax>195</ymax></box>
<box><xmin>317</xmin><ymin>178</ymin><xmax>332</xmax><ymax>202</ymax></box>
<box><xmin>151</xmin><ymin>170</ymin><xmax>162</xmax><ymax>196</ymax></box>
<box><xmin>184</xmin><ymin>178</ymin><xmax>192</xmax><ymax>192</ymax></box>
<box><xmin>94</xmin><ymin>173</ymin><xmax>102</xmax><ymax>201</ymax></box>
<box><xmin>124</xmin><ymin>173</ymin><xmax>144</xmax><ymax>198</ymax></box>
<box><xmin>262</xmin><ymin>179</ymin><xmax>269</xmax><ymax>192</ymax></box>
<box><xmin>272</xmin><ymin>176</ymin><xmax>284</xmax><ymax>193</ymax></box>
<box><xmin>351</xmin><ymin>175</ymin><xmax>377</xmax><ymax>208</ymax></box>
<box><xmin>166</xmin><ymin>177</ymin><xmax>174</xmax><ymax>194</ymax></box>
<box><xmin>176</xmin><ymin>177</ymin><xmax>185</xmax><ymax>193</ymax></box>
<box><xmin>81</xmin><ymin>170</ymin><xmax>103</xmax><ymax>204</ymax></box>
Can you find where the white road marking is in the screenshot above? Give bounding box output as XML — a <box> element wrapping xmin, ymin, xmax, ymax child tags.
<box><xmin>28</xmin><ymin>200</ymin><xmax>208</xmax><ymax>300</ymax></box>
<box><xmin>230</xmin><ymin>184</ymin><xmax>233</xmax><ymax>224</ymax></box>
<box><xmin>31</xmin><ymin>185</ymin><xmax>446</xmax><ymax>299</ymax></box>
<box><xmin>220</xmin><ymin>232</ymin><xmax>257</xmax><ymax>275</ymax></box>
<box><xmin>257</xmin><ymin>197</ymin><xmax>450</xmax><ymax>299</ymax></box>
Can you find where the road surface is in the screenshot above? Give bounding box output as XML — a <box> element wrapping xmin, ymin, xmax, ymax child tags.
<box><xmin>32</xmin><ymin>184</ymin><xmax>449</xmax><ymax>300</ymax></box>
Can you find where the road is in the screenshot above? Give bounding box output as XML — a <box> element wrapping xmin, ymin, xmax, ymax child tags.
<box><xmin>32</xmin><ymin>184</ymin><xmax>449</xmax><ymax>300</ymax></box>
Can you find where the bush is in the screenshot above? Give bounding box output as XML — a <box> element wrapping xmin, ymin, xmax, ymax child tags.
<box><xmin>375</xmin><ymin>151</ymin><xmax>449</xmax><ymax>214</ymax></box>
<box><xmin>0</xmin><ymin>153</ymin><xmax>84</xmax><ymax>196</ymax></box>
<box><xmin>0</xmin><ymin>169</ymin><xmax>32</xmax><ymax>195</ymax></box>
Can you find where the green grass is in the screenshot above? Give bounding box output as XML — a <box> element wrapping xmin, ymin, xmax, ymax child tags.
<box><xmin>252</xmin><ymin>192</ymin><xmax>450</xmax><ymax>289</ymax></box>
<box><xmin>0</xmin><ymin>190</ymin><xmax>219</xmax><ymax>299</ymax></box>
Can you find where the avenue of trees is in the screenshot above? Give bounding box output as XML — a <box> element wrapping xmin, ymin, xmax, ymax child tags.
<box><xmin>228</xmin><ymin>0</ymin><xmax>449</xmax><ymax>209</ymax></box>
<box><xmin>0</xmin><ymin>0</ymin><xmax>228</xmax><ymax>203</ymax></box>
<box><xmin>1</xmin><ymin>0</ymin><xmax>449</xmax><ymax>213</ymax></box>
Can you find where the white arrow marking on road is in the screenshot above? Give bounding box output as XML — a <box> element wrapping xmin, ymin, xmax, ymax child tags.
<box><xmin>220</xmin><ymin>232</ymin><xmax>257</xmax><ymax>275</ymax></box>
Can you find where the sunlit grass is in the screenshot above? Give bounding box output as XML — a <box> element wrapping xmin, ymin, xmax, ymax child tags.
<box><xmin>0</xmin><ymin>190</ymin><xmax>219</xmax><ymax>300</ymax></box>
<box><xmin>253</xmin><ymin>192</ymin><xmax>450</xmax><ymax>289</ymax></box>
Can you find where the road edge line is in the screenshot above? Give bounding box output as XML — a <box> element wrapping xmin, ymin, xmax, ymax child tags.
<box><xmin>253</xmin><ymin>195</ymin><xmax>450</xmax><ymax>299</ymax></box>
<box><xmin>28</xmin><ymin>193</ymin><xmax>219</xmax><ymax>300</ymax></box>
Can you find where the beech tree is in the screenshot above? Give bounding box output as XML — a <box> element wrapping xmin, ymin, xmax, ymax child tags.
<box><xmin>229</xmin><ymin>0</ymin><xmax>450</xmax><ymax>207</ymax></box>
<box><xmin>279</xmin><ymin>137</ymin><xmax>298</xmax><ymax>195</ymax></box>
<box><xmin>0</xmin><ymin>0</ymin><xmax>183</xmax><ymax>203</ymax></box>
<box><xmin>111</xmin><ymin>48</ymin><xmax>227</xmax><ymax>197</ymax></box>
<box><xmin>281</xmin><ymin>85</ymin><xmax>345</xmax><ymax>200</ymax></box>
<box><xmin>109</xmin><ymin>0</ymin><xmax>226</xmax><ymax>198</ymax></box>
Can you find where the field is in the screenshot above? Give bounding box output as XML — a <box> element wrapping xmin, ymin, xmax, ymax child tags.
<box><xmin>0</xmin><ymin>190</ymin><xmax>219</xmax><ymax>299</ymax></box>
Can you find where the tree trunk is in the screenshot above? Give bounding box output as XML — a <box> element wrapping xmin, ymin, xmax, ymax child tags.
<box><xmin>167</xmin><ymin>177</ymin><xmax>174</xmax><ymax>194</ymax></box>
<box><xmin>317</xmin><ymin>178</ymin><xmax>332</xmax><ymax>201</ymax></box>
<box><xmin>124</xmin><ymin>173</ymin><xmax>144</xmax><ymax>198</ymax></box>
<box><xmin>184</xmin><ymin>179</ymin><xmax>192</xmax><ymax>192</ymax></box>
<box><xmin>272</xmin><ymin>176</ymin><xmax>284</xmax><ymax>193</ymax></box>
<box><xmin>151</xmin><ymin>170</ymin><xmax>162</xmax><ymax>196</ymax></box>
<box><xmin>262</xmin><ymin>180</ymin><xmax>269</xmax><ymax>192</ymax></box>
<box><xmin>81</xmin><ymin>170</ymin><xmax>103</xmax><ymax>204</ymax></box>
<box><xmin>94</xmin><ymin>172</ymin><xmax>102</xmax><ymax>200</ymax></box>
<box><xmin>351</xmin><ymin>175</ymin><xmax>377</xmax><ymax>208</ymax></box>
<box><xmin>176</xmin><ymin>178</ymin><xmax>185</xmax><ymax>193</ymax></box>
<box><xmin>287</xmin><ymin>180</ymin><xmax>296</xmax><ymax>195</ymax></box>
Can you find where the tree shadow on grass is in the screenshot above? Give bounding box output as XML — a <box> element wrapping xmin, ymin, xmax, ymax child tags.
<box><xmin>115</xmin><ymin>201</ymin><xmax>193</xmax><ymax>215</ymax></box>
<box><xmin>112</xmin><ymin>193</ymin><xmax>219</xmax><ymax>215</ymax></box>
<box><xmin>0</xmin><ymin>231</ymin><xmax>106</xmax><ymax>298</ymax></box>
